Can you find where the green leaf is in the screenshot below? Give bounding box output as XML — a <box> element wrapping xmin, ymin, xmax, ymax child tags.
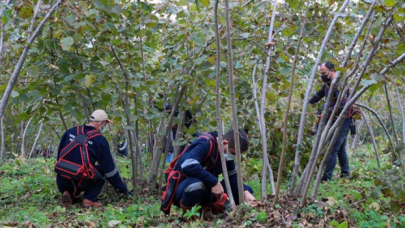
<box><xmin>84</xmin><ymin>75</ymin><xmax>96</xmax><ymax>88</ymax></box>
<box><xmin>146</xmin><ymin>111</ymin><xmax>155</xmax><ymax>120</ymax></box>
<box><xmin>64</xmin><ymin>74</ymin><xmax>78</xmax><ymax>82</ymax></box>
<box><xmin>61</xmin><ymin>37</ymin><xmax>74</xmax><ymax>51</ymax></box>
<box><xmin>287</xmin><ymin>0</ymin><xmax>299</xmax><ymax>9</ymax></box>
<box><xmin>195</xmin><ymin>55</ymin><xmax>207</xmax><ymax>65</ymax></box>
<box><xmin>2</xmin><ymin>9</ymin><xmax>11</xmax><ymax>24</ymax></box>
<box><xmin>330</xmin><ymin>220</ymin><xmax>340</xmax><ymax>227</ymax></box>
<box><xmin>145</xmin><ymin>38</ymin><xmax>159</xmax><ymax>49</ymax></box>
<box><xmin>67</xmin><ymin>14</ymin><xmax>75</xmax><ymax>26</ymax></box>
<box><xmin>64</xmin><ymin>104</ymin><xmax>73</xmax><ymax>112</ymax></box>
<box><xmin>340</xmin><ymin>221</ymin><xmax>348</xmax><ymax>228</ymax></box>
<box><xmin>11</xmin><ymin>90</ymin><xmax>19</xmax><ymax>98</ymax></box>
<box><xmin>178</xmin><ymin>0</ymin><xmax>187</xmax><ymax>6</ymax></box>
<box><xmin>19</xmin><ymin>6</ymin><xmax>33</xmax><ymax>19</ymax></box>
<box><xmin>282</xmin><ymin>27</ymin><xmax>295</xmax><ymax>37</ymax></box>
<box><xmin>266</xmin><ymin>91</ymin><xmax>276</xmax><ymax>102</ymax></box>
<box><xmin>393</xmin><ymin>12</ymin><xmax>405</xmax><ymax>21</ymax></box>
<box><xmin>192</xmin><ymin>32</ymin><xmax>205</xmax><ymax>46</ymax></box>
<box><xmin>18</xmin><ymin>113</ymin><xmax>30</xmax><ymax>120</ymax></box>
<box><xmin>385</xmin><ymin>0</ymin><xmax>396</xmax><ymax>7</ymax></box>
<box><xmin>200</xmin><ymin>0</ymin><xmax>209</xmax><ymax>6</ymax></box>
<box><xmin>27</xmin><ymin>66</ymin><xmax>40</xmax><ymax>78</ymax></box>
<box><xmin>352</xmin><ymin>190</ymin><xmax>362</xmax><ymax>200</ymax></box>
<box><xmin>112</xmin><ymin>5</ymin><xmax>122</xmax><ymax>15</ymax></box>
<box><xmin>360</xmin><ymin>79</ymin><xmax>377</xmax><ymax>88</ymax></box>
<box><xmin>19</xmin><ymin>94</ymin><xmax>29</xmax><ymax>102</ymax></box>
<box><xmin>370</xmin><ymin>73</ymin><xmax>385</xmax><ymax>82</ymax></box>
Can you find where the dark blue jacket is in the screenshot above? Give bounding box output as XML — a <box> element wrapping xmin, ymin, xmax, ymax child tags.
<box><xmin>57</xmin><ymin>125</ymin><xmax>128</xmax><ymax>193</ymax></box>
<box><xmin>176</xmin><ymin>132</ymin><xmax>251</xmax><ymax>196</ymax></box>
<box><xmin>309</xmin><ymin>84</ymin><xmax>352</xmax><ymax>120</ymax></box>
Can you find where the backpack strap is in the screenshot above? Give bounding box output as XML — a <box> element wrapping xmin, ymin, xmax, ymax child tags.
<box><xmin>79</xmin><ymin>126</ymin><xmax>102</xmax><ymax>167</ymax></box>
<box><xmin>200</xmin><ymin>133</ymin><xmax>218</xmax><ymax>171</ymax></box>
<box><xmin>58</xmin><ymin>126</ymin><xmax>101</xmax><ymax>161</ymax></box>
<box><xmin>58</xmin><ymin>126</ymin><xmax>83</xmax><ymax>160</ymax></box>
<box><xmin>167</xmin><ymin>133</ymin><xmax>217</xmax><ymax>173</ymax></box>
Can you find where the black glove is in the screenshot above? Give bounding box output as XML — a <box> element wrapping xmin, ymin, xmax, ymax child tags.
<box><xmin>126</xmin><ymin>190</ymin><xmax>134</xmax><ymax>196</ymax></box>
<box><xmin>118</xmin><ymin>188</ymin><xmax>132</xmax><ymax>198</ymax></box>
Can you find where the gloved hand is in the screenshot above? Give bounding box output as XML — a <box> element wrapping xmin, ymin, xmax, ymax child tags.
<box><xmin>118</xmin><ymin>189</ymin><xmax>133</xmax><ymax>198</ymax></box>
<box><xmin>126</xmin><ymin>190</ymin><xmax>134</xmax><ymax>196</ymax></box>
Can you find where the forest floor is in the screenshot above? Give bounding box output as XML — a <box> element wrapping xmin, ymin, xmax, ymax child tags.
<box><xmin>1</xmin><ymin>149</ymin><xmax>405</xmax><ymax>228</ymax></box>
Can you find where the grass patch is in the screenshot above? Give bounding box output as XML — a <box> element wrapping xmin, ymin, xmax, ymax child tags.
<box><xmin>1</xmin><ymin>147</ymin><xmax>405</xmax><ymax>227</ymax></box>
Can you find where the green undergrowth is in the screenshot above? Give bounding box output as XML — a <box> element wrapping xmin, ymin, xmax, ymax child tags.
<box><xmin>1</xmin><ymin>149</ymin><xmax>405</xmax><ymax>227</ymax></box>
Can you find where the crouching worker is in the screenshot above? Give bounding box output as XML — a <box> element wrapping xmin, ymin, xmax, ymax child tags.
<box><xmin>55</xmin><ymin>110</ymin><xmax>131</xmax><ymax>209</ymax></box>
<box><xmin>161</xmin><ymin>129</ymin><xmax>256</xmax><ymax>219</ymax></box>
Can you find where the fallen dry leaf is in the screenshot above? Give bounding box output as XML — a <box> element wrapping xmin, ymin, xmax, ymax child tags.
<box><xmin>2</xmin><ymin>221</ymin><xmax>19</xmax><ymax>226</ymax></box>
<box><xmin>369</xmin><ymin>202</ymin><xmax>380</xmax><ymax>211</ymax></box>
<box><xmin>326</xmin><ymin>196</ymin><xmax>338</xmax><ymax>206</ymax></box>
<box><xmin>85</xmin><ymin>221</ymin><xmax>96</xmax><ymax>228</ymax></box>
<box><xmin>317</xmin><ymin>218</ymin><xmax>325</xmax><ymax>228</ymax></box>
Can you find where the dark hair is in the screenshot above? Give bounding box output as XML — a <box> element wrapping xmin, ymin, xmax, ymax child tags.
<box><xmin>322</xmin><ymin>61</ymin><xmax>335</xmax><ymax>71</ymax></box>
<box><xmin>223</xmin><ymin>129</ymin><xmax>249</xmax><ymax>152</ymax></box>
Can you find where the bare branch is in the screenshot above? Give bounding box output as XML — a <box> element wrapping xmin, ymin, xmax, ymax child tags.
<box><xmin>29</xmin><ymin>120</ymin><xmax>43</xmax><ymax>159</ymax></box>
<box><xmin>259</xmin><ymin>0</ymin><xmax>278</xmax><ymax>201</ymax></box>
<box><xmin>356</xmin><ymin>103</ymin><xmax>395</xmax><ymax>153</ymax></box>
<box><xmin>286</xmin><ymin>0</ymin><xmax>310</xmax><ymax>196</ymax></box>
<box><xmin>224</xmin><ymin>0</ymin><xmax>244</xmax><ymax>204</ymax></box>
<box><xmin>0</xmin><ymin>116</ymin><xmax>5</xmax><ymax>162</ymax></box>
<box><xmin>27</xmin><ymin>0</ymin><xmax>42</xmax><ymax>40</ymax></box>
<box><xmin>0</xmin><ymin>0</ymin><xmax>63</xmax><ymax>121</ymax></box>
<box><xmin>215</xmin><ymin>0</ymin><xmax>236</xmax><ymax>208</ymax></box>
<box><xmin>295</xmin><ymin>0</ymin><xmax>351</xmax><ymax>199</ymax></box>
<box><xmin>361</xmin><ymin>110</ymin><xmax>381</xmax><ymax>170</ymax></box>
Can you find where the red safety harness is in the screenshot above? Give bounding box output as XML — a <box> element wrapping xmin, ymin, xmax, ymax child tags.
<box><xmin>55</xmin><ymin>126</ymin><xmax>103</xmax><ymax>197</ymax></box>
<box><xmin>161</xmin><ymin>133</ymin><xmax>218</xmax><ymax>215</ymax></box>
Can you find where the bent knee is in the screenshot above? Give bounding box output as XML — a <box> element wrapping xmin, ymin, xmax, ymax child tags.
<box><xmin>184</xmin><ymin>181</ymin><xmax>206</xmax><ymax>193</ymax></box>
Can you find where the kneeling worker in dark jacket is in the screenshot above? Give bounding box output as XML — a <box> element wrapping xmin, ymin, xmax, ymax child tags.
<box><xmin>56</xmin><ymin>110</ymin><xmax>130</xmax><ymax>208</ymax></box>
<box><xmin>170</xmin><ymin>129</ymin><xmax>255</xmax><ymax>215</ymax></box>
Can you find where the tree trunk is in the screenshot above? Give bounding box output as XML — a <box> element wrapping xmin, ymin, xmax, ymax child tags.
<box><xmin>0</xmin><ymin>116</ymin><xmax>5</xmax><ymax>161</ymax></box>
<box><xmin>224</xmin><ymin>0</ymin><xmax>244</xmax><ymax>205</ymax></box>
<box><xmin>351</xmin><ymin>119</ymin><xmax>364</xmax><ymax>154</ymax></box>
<box><xmin>299</xmin><ymin>3</ymin><xmax>395</xmax><ymax>201</ymax></box>
<box><xmin>215</xmin><ymin>0</ymin><xmax>235</xmax><ymax>208</ymax></box>
<box><xmin>251</xmin><ymin>62</ymin><xmax>276</xmax><ymax>195</ymax></box>
<box><xmin>0</xmin><ymin>0</ymin><xmax>63</xmax><ymax>121</ymax></box>
<box><xmin>173</xmin><ymin>110</ymin><xmax>186</xmax><ymax>158</ymax></box>
<box><xmin>111</xmin><ymin>45</ymin><xmax>138</xmax><ymax>191</ymax></box>
<box><xmin>280</xmin><ymin>0</ymin><xmax>309</xmax><ymax>199</ymax></box>
<box><xmin>29</xmin><ymin>120</ymin><xmax>43</xmax><ymax>159</ymax></box>
<box><xmin>309</xmin><ymin>86</ymin><xmax>373</xmax><ymax>200</ymax></box>
<box><xmin>258</xmin><ymin>0</ymin><xmax>278</xmax><ymax>201</ymax></box>
<box><xmin>361</xmin><ymin>111</ymin><xmax>381</xmax><ymax>170</ymax></box>
<box><xmin>357</xmin><ymin>104</ymin><xmax>396</xmax><ymax>156</ymax></box>
<box><xmin>21</xmin><ymin>117</ymin><xmax>33</xmax><ymax>158</ymax></box>
<box><xmin>148</xmin><ymin>86</ymin><xmax>185</xmax><ymax>188</ymax></box>
<box><xmin>394</xmin><ymin>79</ymin><xmax>405</xmax><ymax>144</ymax></box>
<box><xmin>292</xmin><ymin>0</ymin><xmax>351</xmax><ymax>196</ymax></box>
<box><xmin>133</xmin><ymin>131</ymin><xmax>144</xmax><ymax>184</ymax></box>
<box><xmin>384</xmin><ymin>82</ymin><xmax>399</xmax><ymax>145</ymax></box>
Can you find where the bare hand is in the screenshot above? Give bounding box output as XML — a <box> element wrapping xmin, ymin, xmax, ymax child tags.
<box><xmin>211</xmin><ymin>182</ymin><xmax>224</xmax><ymax>198</ymax></box>
<box><xmin>244</xmin><ymin>190</ymin><xmax>256</xmax><ymax>203</ymax></box>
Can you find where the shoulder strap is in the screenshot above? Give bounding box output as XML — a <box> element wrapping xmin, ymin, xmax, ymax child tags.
<box><xmin>58</xmin><ymin>126</ymin><xmax>83</xmax><ymax>160</ymax></box>
<box><xmin>200</xmin><ymin>133</ymin><xmax>218</xmax><ymax>170</ymax></box>
<box><xmin>81</xmin><ymin>126</ymin><xmax>102</xmax><ymax>162</ymax></box>
<box><xmin>58</xmin><ymin>126</ymin><xmax>101</xmax><ymax>161</ymax></box>
<box><xmin>168</xmin><ymin>133</ymin><xmax>216</xmax><ymax>173</ymax></box>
